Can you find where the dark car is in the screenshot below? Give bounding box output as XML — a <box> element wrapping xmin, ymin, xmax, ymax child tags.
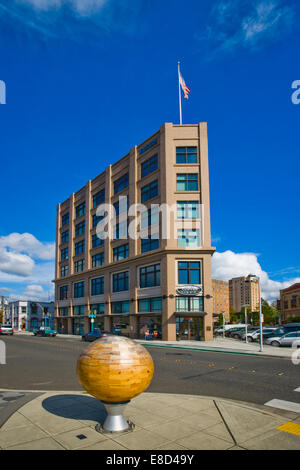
<box><xmin>225</xmin><ymin>327</ymin><xmax>245</xmax><ymax>338</ymax></box>
<box><xmin>81</xmin><ymin>331</ymin><xmax>114</xmax><ymax>342</ymax></box>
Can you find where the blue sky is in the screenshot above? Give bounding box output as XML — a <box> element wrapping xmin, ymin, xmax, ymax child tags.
<box><xmin>0</xmin><ymin>0</ymin><xmax>299</xmax><ymax>302</ymax></box>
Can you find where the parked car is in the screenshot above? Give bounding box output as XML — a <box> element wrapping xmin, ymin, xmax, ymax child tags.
<box><xmin>282</xmin><ymin>323</ymin><xmax>300</xmax><ymax>333</ymax></box>
<box><xmin>265</xmin><ymin>331</ymin><xmax>300</xmax><ymax>347</ymax></box>
<box><xmin>215</xmin><ymin>324</ymin><xmax>248</xmax><ymax>336</ymax></box>
<box><xmin>81</xmin><ymin>331</ymin><xmax>114</xmax><ymax>342</ymax></box>
<box><xmin>0</xmin><ymin>325</ymin><xmax>14</xmax><ymax>335</ymax></box>
<box><xmin>231</xmin><ymin>327</ymin><xmax>259</xmax><ymax>340</ymax></box>
<box><xmin>242</xmin><ymin>328</ymin><xmax>277</xmax><ymax>342</ymax></box>
<box><xmin>226</xmin><ymin>327</ymin><xmax>247</xmax><ymax>338</ymax></box>
<box><xmin>254</xmin><ymin>327</ymin><xmax>286</xmax><ymax>343</ymax></box>
<box><xmin>33</xmin><ymin>327</ymin><xmax>57</xmax><ymax>337</ymax></box>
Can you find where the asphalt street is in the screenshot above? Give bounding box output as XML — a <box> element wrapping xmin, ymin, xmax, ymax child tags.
<box><xmin>1</xmin><ymin>335</ymin><xmax>300</xmax><ymax>407</ymax></box>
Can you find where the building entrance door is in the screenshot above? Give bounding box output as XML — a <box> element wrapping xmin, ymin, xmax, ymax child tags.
<box><xmin>176</xmin><ymin>316</ymin><xmax>204</xmax><ymax>341</ymax></box>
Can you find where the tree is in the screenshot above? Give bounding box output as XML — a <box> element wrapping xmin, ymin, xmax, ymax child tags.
<box><xmin>261</xmin><ymin>299</ymin><xmax>279</xmax><ymax>325</ymax></box>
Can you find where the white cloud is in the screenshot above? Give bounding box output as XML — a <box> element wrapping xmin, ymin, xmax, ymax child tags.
<box><xmin>0</xmin><ymin>233</ymin><xmax>55</xmax><ymax>261</ymax></box>
<box><xmin>212</xmin><ymin>250</ymin><xmax>300</xmax><ymax>302</ymax></box>
<box><xmin>0</xmin><ymin>249</ymin><xmax>34</xmax><ymax>276</ymax></box>
<box><xmin>201</xmin><ymin>0</ymin><xmax>295</xmax><ymax>55</ymax></box>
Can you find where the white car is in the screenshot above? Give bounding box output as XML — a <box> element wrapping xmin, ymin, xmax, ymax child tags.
<box><xmin>0</xmin><ymin>325</ymin><xmax>14</xmax><ymax>335</ymax></box>
<box><xmin>265</xmin><ymin>331</ymin><xmax>300</xmax><ymax>347</ymax></box>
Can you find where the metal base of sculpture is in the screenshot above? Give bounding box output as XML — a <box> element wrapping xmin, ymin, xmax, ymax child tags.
<box><xmin>95</xmin><ymin>401</ymin><xmax>135</xmax><ymax>433</ymax></box>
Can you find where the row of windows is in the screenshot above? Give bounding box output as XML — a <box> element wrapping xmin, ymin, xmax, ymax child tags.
<box><xmin>59</xmin><ymin>294</ymin><xmax>204</xmax><ymax>316</ymax></box>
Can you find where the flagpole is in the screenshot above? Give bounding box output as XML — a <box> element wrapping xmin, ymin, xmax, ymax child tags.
<box><xmin>178</xmin><ymin>61</ymin><xmax>182</xmax><ymax>125</ymax></box>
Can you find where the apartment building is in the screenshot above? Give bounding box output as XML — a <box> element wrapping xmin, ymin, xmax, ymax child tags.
<box><xmin>280</xmin><ymin>283</ymin><xmax>300</xmax><ymax>322</ymax></box>
<box><xmin>212</xmin><ymin>279</ymin><xmax>230</xmax><ymax>322</ymax></box>
<box><xmin>54</xmin><ymin>122</ymin><xmax>215</xmax><ymax>341</ymax></box>
<box><xmin>8</xmin><ymin>301</ymin><xmax>55</xmax><ymax>331</ymax></box>
<box><xmin>229</xmin><ymin>275</ymin><xmax>260</xmax><ymax>313</ymax></box>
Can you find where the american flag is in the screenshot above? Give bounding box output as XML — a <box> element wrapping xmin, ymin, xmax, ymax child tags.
<box><xmin>179</xmin><ymin>71</ymin><xmax>191</xmax><ymax>99</ymax></box>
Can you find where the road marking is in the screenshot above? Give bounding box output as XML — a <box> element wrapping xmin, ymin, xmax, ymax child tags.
<box><xmin>277</xmin><ymin>422</ymin><xmax>300</xmax><ymax>436</ymax></box>
<box><xmin>264</xmin><ymin>399</ymin><xmax>300</xmax><ymax>413</ymax></box>
<box><xmin>294</xmin><ymin>387</ymin><xmax>300</xmax><ymax>392</ymax></box>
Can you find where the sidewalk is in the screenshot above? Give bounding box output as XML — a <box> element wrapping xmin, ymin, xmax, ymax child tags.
<box><xmin>14</xmin><ymin>331</ymin><xmax>295</xmax><ymax>359</ymax></box>
<box><xmin>0</xmin><ymin>390</ymin><xmax>300</xmax><ymax>450</ymax></box>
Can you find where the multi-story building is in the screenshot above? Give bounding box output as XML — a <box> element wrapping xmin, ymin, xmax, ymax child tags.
<box><xmin>54</xmin><ymin>122</ymin><xmax>216</xmax><ymax>341</ymax></box>
<box><xmin>0</xmin><ymin>296</ymin><xmax>9</xmax><ymax>324</ymax></box>
<box><xmin>229</xmin><ymin>275</ymin><xmax>259</xmax><ymax>313</ymax></box>
<box><xmin>280</xmin><ymin>283</ymin><xmax>300</xmax><ymax>322</ymax></box>
<box><xmin>212</xmin><ymin>279</ymin><xmax>229</xmax><ymax>322</ymax></box>
<box><xmin>8</xmin><ymin>301</ymin><xmax>55</xmax><ymax>331</ymax></box>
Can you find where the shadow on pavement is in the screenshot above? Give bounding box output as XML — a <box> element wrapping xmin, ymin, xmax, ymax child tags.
<box><xmin>41</xmin><ymin>394</ymin><xmax>107</xmax><ymax>423</ymax></box>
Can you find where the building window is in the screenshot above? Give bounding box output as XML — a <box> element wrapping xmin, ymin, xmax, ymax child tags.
<box><xmin>59</xmin><ymin>285</ymin><xmax>68</xmax><ymax>300</ymax></box>
<box><xmin>61</xmin><ymin>248</ymin><xmax>69</xmax><ymax>261</ymax></box>
<box><xmin>141</xmin><ymin>235</ymin><xmax>159</xmax><ymax>253</ymax></box>
<box><xmin>178</xmin><ymin>229</ymin><xmax>200</xmax><ymax>247</ymax></box>
<box><xmin>73</xmin><ymin>305</ymin><xmax>85</xmax><ymax>316</ymax></box>
<box><xmin>138</xmin><ymin>297</ymin><xmax>162</xmax><ymax>312</ymax></box>
<box><xmin>59</xmin><ymin>307</ymin><xmax>68</xmax><ymax>317</ymax></box>
<box><xmin>75</xmin><ymin>221</ymin><xmax>85</xmax><ymax>237</ymax></box>
<box><xmin>90</xmin><ymin>303</ymin><xmax>105</xmax><ymax>315</ymax></box>
<box><xmin>93</xmin><ymin>214</ymin><xmax>104</xmax><ymax>228</ymax></box>
<box><xmin>93</xmin><ymin>189</ymin><xmax>105</xmax><ymax>208</ymax></box>
<box><xmin>141</xmin><ymin>206</ymin><xmax>159</xmax><ymax>229</ymax></box>
<box><xmin>176</xmin><ymin>296</ymin><xmax>204</xmax><ymax>312</ymax></box>
<box><xmin>111</xmin><ymin>301</ymin><xmax>130</xmax><ymax>314</ymax></box>
<box><xmin>113</xmin><ymin>221</ymin><xmax>128</xmax><ymax>240</ymax></box>
<box><xmin>141</xmin><ymin>180</ymin><xmax>158</xmax><ymax>203</ymax></box>
<box><xmin>92</xmin><ymin>252</ymin><xmax>104</xmax><ymax>268</ymax></box>
<box><xmin>74</xmin><ymin>259</ymin><xmax>85</xmax><ymax>273</ymax></box>
<box><xmin>113</xmin><ymin>244</ymin><xmax>129</xmax><ymax>261</ymax></box>
<box><xmin>76</xmin><ymin>202</ymin><xmax>86</xmax><ymax>218</ymax></box>
<box><xmin>176</xmin><ymin>174</ymin><xmax>199</xmax><ymax>191</ymax></box>
<box><xmin>61</xmin><ymin>230</ymin><xmax>69</xmax><ymax>244</ymax></box>
<box><xmin>92</xmin><ymin>234</ymin><xmax>104</xmax><ymax>248</ymax></box>
<box><xmin>176</xmin><ymin>147</ymin><xmax>198</xmax><ymax>164</ymax></box>
<box><xmin>60</xmin><ymin>265</ymin><xmax>69</xmax><ymax>277</ymax></box>
<box><xmin>91</xmin><ymin>277</ymin><xmax>104</xmax><ymax>296</ymax></box>
<box><xmin>112</xmin><ymin>271</ymin><xmax>129</xmax><ymax>292</ymax></box>
<box><xmin>177</xmin><ymin>202</ymin><xmax>200</xmax><ymax>219</ymax></box>
<box><xmin>178</xmin><ymin>261</ymin><xmax>202</xmax><ymax>284</ymax></box>
<box><xmin>62</xmin><ymin>213</ymin><xmax>69</xmax><ymax>227</ymax></box>
<box><xmin>291</xmin><ymin>296</ymin><xmax>298</xmax><ymax>308</ymax></box>
<box><xmin>140</xmin><ymin>264</ymin><xmax>160</xmax><ymax>288</ymax></box>
<box><xmin>75</xmin><ymin>240</ymin><xmax>85</xmax><ymax>255</ymax></box>
<box><xmin>141</xmin><ymin>155</ymin><xmax>158</xmax><ymax>178</ymax></box>
<box><xmin>74</xmin><ymin>281</ymin><xmax>85</xmax><ymax>298</ymax></box>
<box><xmin>113</xmin><ymin>196</ymin><xmax>128</xmax><ymax>217</ymax></box>
<box><xmin>114</xmin><ymin>174</ymin><xmax>129</xmax><ymax>194</ymax></box>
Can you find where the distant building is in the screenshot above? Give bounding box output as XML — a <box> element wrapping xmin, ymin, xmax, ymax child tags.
<box><xmin>229</xmin><ymin>275</ymin><xmax>259</xmax><ymax>313</ymax></box>
<box><xmin>212</xmin><ymin>279</ymin><xmax>229</xmax><ymax>322</ymax></box>
<box><xmin>280</xmin><ymin>283</ymin><xmax>300</xmax><ymax>322</ymax></box>
<box><xmin>8</xmin><ymin>301</ymin><xmax>55</xmax><ymax>331</ymax></box>
<box><xmin>1</xmin><ymin>296</ymin><xmax>9</xmax><ymax>324</ymax></box>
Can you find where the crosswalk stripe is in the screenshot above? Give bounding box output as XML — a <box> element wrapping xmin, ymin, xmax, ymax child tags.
<box><xmin>294</xmin><ymin>387</ymin><xmax>300</xmax><ymax>392</ymax></box>
<box><xmin>264</xmin><ymin>399</ymin><xmax>300</xmax><ymax>413</ymax></box>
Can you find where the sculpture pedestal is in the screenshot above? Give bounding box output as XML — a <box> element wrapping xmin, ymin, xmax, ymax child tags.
<box><xmin>96</xmin><ymin>401</ymin><xmax>135</xmax><ymax>433</ymax></box>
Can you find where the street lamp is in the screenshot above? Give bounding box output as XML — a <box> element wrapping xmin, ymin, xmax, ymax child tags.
<box><xmin>242</xmin><ymin>305</ymin><xmax>249</xmax><ymax>344</ymax></box>
<box><xmin>88</xmin><ymin>310</ymin><xmax>97</xmax><ymax>333</ymax></box>
<box><xmin>221</xmin><ymin>310</ymin><xmax>226</xmax><ymax>338</ymax></box>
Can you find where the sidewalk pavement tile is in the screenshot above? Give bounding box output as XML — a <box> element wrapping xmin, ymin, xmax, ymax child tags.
<box><xmin>178</xmin><ymin>410</ymin><xmax>223</xmax><ymax>431</ymax></box>
<box><xmin>124</xmin><ymin>410</ymin><xmax>173</xmax><ymax>428</ymax></box>
<box><xmin>244</xmin><ymin>428</ymin><xmax>300</xmax><ymax>450</ymax></box>
<box><xmin>156</xmin><ymin>442</ymin><xmax>189</xmax><ymax>450</ymax></box>
<box><xmin>176</xmin><ymin>430</ymin><xmax>234</xmax><ymax>450</ymax></box>
<box><xmin>53</xmin><ymin>426</ymin><xmax>108</xmax><ymax>450</ymax></box>
<box><xmin>111</xmin><ymin>428</ymin><xmax>171</xmax><ymax>450</ymax></box>
<box><xmin>6</xmin><ymin>437</ymin><xmax>66</xmax><ymax>450</ymax></box>
<box><xmin>0</xmin><ymin>422</ymin><xmax>48</xmax><ymax>448</ymax></box>
<box><xmin>0</xmin><ymin>411</ymin><xmax>32</xmax><ymax>431</ymax></box>
<box><xmin>79</xmin><ymin>440</ymin><xmax>129</xmax><ymax>450</ymax></box>
<box><xmin>216</xmin><ymin>401</ymin><xmax>287</xmax><ymax>445</ymax></box>
<box><xmin>203</xmin><ymin>422</ymin><xmax>235</xmax><ymax>444</ymax></box>
<box><xmin>145</xmin><ymin>418</ymin><xmax>200</xmax><ymax>441</ymax></box>
<box><xmin>18</xmin><ymin>408</ymin><xmax>88</xmax><ymax>435</ymax></box>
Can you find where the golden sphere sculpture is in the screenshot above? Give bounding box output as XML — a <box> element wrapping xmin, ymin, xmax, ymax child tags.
<box><xmin>77</xmin><ymin>335</ymin><xmax>154</xmax><ymax>432</ymax></box>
